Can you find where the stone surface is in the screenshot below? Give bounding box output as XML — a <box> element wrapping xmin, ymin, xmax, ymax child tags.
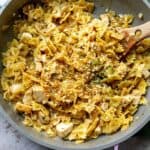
<box><xmin>0</xmin><ymin>114</ymin><xmax>47</xmax><ymax>150</ymax></box>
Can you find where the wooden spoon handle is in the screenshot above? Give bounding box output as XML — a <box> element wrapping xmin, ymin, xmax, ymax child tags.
<box><xmin>125</xmin><ymin>21</ymin><xmax>150</xmax><ymax>41</ymax></box>
<box><xmin>120</xmin><ymin>21</ymin><xmax>150</xmax><ymax>58</ymax></box>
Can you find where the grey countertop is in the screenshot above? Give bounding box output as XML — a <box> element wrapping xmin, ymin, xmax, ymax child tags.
<box><xmin>0</xmin><ymin>114</ymin><xmax>47</xmax><ymax>150</ymax></box>
<box><xmin>0</xmin><ymin>113</ymin><xmax>150</xmax><ymax>150</ymax></box>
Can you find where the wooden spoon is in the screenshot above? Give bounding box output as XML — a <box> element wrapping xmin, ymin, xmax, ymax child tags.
<box><xmin>121</xmin><ymin>21</ymin><xmax>150</xmax><ymax>57</ymax></box>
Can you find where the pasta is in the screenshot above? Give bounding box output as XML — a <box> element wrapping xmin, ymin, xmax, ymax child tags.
<box><xmin>1</xmin><ymin>0</ymin><xmax>150</xmax><ymax>143</ymax></box>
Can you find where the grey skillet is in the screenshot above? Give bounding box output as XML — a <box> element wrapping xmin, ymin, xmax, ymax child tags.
<box><xmin>0</xmin><ymin>0</ymin><xmax>150</xmax><ymax>150</ymax></box>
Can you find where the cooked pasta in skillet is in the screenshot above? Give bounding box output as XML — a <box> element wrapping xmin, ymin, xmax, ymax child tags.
<box><xmin>1</xmin><ymin>0</ymin><xmax>150</xmax><ymax>143</ymax></box>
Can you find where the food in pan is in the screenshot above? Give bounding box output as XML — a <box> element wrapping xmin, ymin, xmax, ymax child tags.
<box><xmin>1</xmin><ymin>0</ymin><xmax>150</xmax><ymax>143</ymax></box>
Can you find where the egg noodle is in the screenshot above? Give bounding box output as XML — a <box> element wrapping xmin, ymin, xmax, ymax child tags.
<box><xmin>1</xmin><ymin>0</ymin><xmax>150</xmax><ymax>143</ymax></box>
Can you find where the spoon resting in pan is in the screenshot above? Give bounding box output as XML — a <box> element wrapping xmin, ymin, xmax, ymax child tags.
<box><xmin>121</xmin><ymin>21</ymin><xmax>150</xmax><ymax>57</ymax></box>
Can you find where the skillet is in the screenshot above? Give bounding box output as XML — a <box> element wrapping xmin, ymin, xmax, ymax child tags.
<box><xmin>0</xmin><ymin>0</ymin><xmax>150</xmax><ymax>149</ymax></box>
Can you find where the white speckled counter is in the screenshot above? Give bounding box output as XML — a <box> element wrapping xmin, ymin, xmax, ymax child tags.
<box><xmin>0</xmin><ymin>114</ymin><xmax>48</xmax><ymax>150</ymax></box>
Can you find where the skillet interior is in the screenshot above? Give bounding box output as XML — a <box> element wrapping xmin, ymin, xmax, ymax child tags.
<box><xmin>0</xmin><ymin>0</ymin><xmax>150</xmax><ymax>150</ymax></box>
